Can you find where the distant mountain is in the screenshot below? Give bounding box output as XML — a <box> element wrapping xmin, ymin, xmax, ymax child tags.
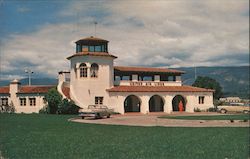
<box><xmin>1</xmin><ymin>66</ymin><xmax>249</xmax><ymax>98</ymax></box>
<box><xmin>0</xmin><ymin>78</ymin><xmax>57</xmax><ymax>86</ymax></box>
<box><xmin>176</xmin><ymin>66</ymin><xmax>249</xmax><ymax>99</ymax></box>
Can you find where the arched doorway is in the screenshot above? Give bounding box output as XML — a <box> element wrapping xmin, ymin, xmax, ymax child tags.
<box><xmin>172</xmin><ymin>95</ymin><xmax>186</xmax><ymax>112</ymax></box>
<box><xmin>124</xmin><ymin>95</ymin><xmax>141</xmax><ymax>112</ymax></box>
<box><xmin>149</xmin><ymin>95</ymin><xmax>164</xmax><ymax>112</ymax></box>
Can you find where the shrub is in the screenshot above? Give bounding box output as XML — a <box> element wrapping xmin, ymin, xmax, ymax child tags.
<box><xmin>194</xmin><ymin>107</ymin><xmax>201</xmax><ymax>112</ymax></box>
<box><xmin>39</xmin><ymin>106</ymin><xmax>48</xmax><ymax>114</ymax></box>
<box><xmin>207</xmin><ymin>107</ymin><xmax>217</xmax><ymax>112</ymax></box>
<box><xmin>0</xmin><ymin>102</ymin><xmax>15</xmax><ymax>113</ymax></box>
<box><xmin>58</xmin><ymin>99</ymin><xmax>80</xmax><ymax>114</ymax></box>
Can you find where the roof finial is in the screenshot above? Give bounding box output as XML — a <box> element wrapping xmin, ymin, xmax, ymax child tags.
<box><xmin>94</xmin><ymin>21</ymin><xmax>98</xmax><ymax>37</ymax></box>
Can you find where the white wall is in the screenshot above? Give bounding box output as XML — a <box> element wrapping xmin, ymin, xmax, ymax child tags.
<box><xmin>15</xmin><ymin>94</ymin><xmax>47</xmax><ymax>113</ymax></box>
<box><xmin>108</xmin><ymin>92</ymin><xmax>214</xmax><ymax>114</ymax></box>
<box><xmin>69</xmin><ymin>56</ymin><xmax>114</xmax><ymax>108</ymax></box>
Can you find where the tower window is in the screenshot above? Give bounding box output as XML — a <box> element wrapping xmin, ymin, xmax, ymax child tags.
<box><xmin>89</xmin><ymin>46</ymin><xmax>95</xmax><ymax>52</ymax></box>
<box><xmin>80</xmin><ymin>63</ymin><xmax>88</xmax><ymax>77</ymax></box>
<box><xmin>95</xmin><ymin>46</ymin><xmax>101</xmax><ymax>52</ymax></box>
<box><xmin>90</xmin><ymin>63</ymin><xmax>99</xmax><ymax>78</ymax></box>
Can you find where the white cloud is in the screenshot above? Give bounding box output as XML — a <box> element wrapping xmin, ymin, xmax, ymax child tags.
<box><xmin>1</xmin><ymin>0</ymin><xmax>249</xmax><ymax>80</ymax></box>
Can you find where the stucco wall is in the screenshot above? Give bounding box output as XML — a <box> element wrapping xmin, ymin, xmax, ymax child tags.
<box><xmin>14</xmin><ymin>94</ymin><xmax>46</xmax><ymax>113</ymax></box>
<box><xmin>69</xmin><ymin>56</ymin><xmax>114</xmax><ymax>108</ymax></box>
<box><xmin>108</xmin><ymin>92</ymin><xmax>214</xmax><ymax>114</ymax></box>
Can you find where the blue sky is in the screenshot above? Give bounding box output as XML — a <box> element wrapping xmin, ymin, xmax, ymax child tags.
<box><xmin>0</xmin><ymin>0</ymin><xmax>249</xmax><ymax>80</ymax></box>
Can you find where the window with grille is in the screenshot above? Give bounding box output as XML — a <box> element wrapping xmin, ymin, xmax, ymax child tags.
<box><xmin>79</xmin><ymin>63</ymin><xmax>87</xmax><ymax>77</ymax></box>
<box><xmin>29</xmin><ymin>98</ymin><xmax>36</xmax><ymax>106</ymax></box>
<box><xmin>199</xmin><ymin>96</ymin><xmax>205</xmax><ymax>104</ymax></box>
<box><xmin>20</xmin><ymin>98</ymin><xmax>26</xmax><ymax>106</ymax></box>
<box><xmin>95</xmin><ymin>97</ymin><xmax>103</xmax><ymax>105</ymax></box>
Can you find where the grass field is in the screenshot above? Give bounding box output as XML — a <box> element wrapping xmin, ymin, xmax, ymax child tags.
<box><xmin>159</xmin><ymin>114</ymin><xmax>250</xmax><ymax>120</ymax></box>
<box><xmin>0</xmin><ymin>114</ymin><xmax>249</xmax><ymax>159</ymax></box>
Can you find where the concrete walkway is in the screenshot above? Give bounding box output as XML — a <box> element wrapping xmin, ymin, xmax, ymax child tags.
<box><xmin>70</xmin><ymin>113</ymin><xmax>249</xmax><ymax>127</ymax></box>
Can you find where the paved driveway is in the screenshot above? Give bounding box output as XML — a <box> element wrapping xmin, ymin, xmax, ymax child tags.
<box><xmin>70</xmin><ymin>113</ymin><xmax>249</xmax><ymax>127</ymax></box>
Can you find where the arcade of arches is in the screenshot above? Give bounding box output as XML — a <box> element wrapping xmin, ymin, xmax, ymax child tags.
<box><xmin>124</xmin><ymin>94</ymin><xmax>186</xmax><ymax>113</ymax></box>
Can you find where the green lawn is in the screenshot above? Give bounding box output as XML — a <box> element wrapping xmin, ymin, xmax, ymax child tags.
<box><xmin>159</xmin><ymin>114</ymin><xmax>250</xmax><ymax>120</ymax></box>
<box><xmin>0</xmin><ymin>114</ymin><xmax>249</xmax><ymax>159</ymax></box>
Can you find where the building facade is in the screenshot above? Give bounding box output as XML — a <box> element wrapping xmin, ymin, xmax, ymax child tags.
<box><xmin>0</xmin><ymin>36</ymin><xmax>214</xmax><ymax>114</ymax></box>
<box><xmin>0</xmin><ymin>79</ymin><xmax>53</xmax><ymax>113</ymax></box>
<box><xmin>57</xmin><ymin>36</ymin><xmax>214</xmax><ymax>114</ymax></box>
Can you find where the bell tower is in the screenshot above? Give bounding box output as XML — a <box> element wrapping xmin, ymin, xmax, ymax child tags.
<box><xmin>67</xmin><ymin>36</ymin><xmax>117</xmax><ymax>108</ymax></box>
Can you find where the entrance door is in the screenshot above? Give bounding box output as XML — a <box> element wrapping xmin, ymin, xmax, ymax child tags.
<box><xmin>172</xmin><ymin>95</ymin><xmax>186</xmax><ymax>111</ymax></box>
<box><xmin>124</xmin><ymin>95</ymin><xmax>141</xmax><ymax>112</ymax></box>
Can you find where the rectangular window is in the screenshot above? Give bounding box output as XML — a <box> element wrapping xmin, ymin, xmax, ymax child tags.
<box><xmin>29</xmin><ymin>98</ymin><xmax>36</xmax><ymax>106</ymax></box>
<box><xmin>89</xmin><ymin>46</ymin><xmax>95</xmax><ymax>52</ymax></box>
<box><xmin>20</xmin><ymin>98</ymin><xmax>26</xmax><ymax>106</ymax></box>
<box><xmin>95</xmin><ymin>45</ymin><xmax>102</xmax><ymax>52</ymax></box>
<box><xmin>199</xmin><ymin>96</ymin><xmax>205</xmax><ymax>104</ymax></box>
<box><xmin>82</xmin><ymin>45</ymin><xmax>88</xmax><ymax>52</ymax></box>
<box><xmin>1</xmin><ymin>98</ymin><xmax>8</xmax><ymax>106</ymax></box>
<box><xmin>95</xmin><ymin>97</ymin><xmax>103</xmax><ymax>105</ymax></box>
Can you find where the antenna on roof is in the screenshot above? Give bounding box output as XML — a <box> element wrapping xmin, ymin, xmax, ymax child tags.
<box><xmin>94</xmin><ymin>21</ymin><xmax>98</xmax><ymax>37</ymax></box>
<box><xmin>194</xmin><ymin>64</ymin><xmax>197</xmax><ymax>80</ymax></box>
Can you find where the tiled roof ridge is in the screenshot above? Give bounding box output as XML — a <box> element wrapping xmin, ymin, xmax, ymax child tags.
<box><xmin>107</xmin><ymin>85</ymin><xmax>214</xmax><ymax>92</ymax></box>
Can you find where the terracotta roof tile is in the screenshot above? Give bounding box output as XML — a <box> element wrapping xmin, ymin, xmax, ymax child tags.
<box><xmin>114</xmin><ymin>66</ymin><xmax>185</xmax><ymax>74</ymax></box>
<box><xmin>67</xmin><ymin>52</ymin><xmax>117</xmax><ymax>60</ymax></box>
<box><xmin>107</xmin><ymin>85</ymin><xmax>214</xmax><ymax>92</ymax></box>
<box><xmin>18</xmin><ymin>85</ymin><xmax>55</xmax><ymax>94</ymax></box>
<box><xmin>0</xmin><ymin>87</ymin><xmax>10</xmax><ymax>94</ymax></box>
<box><xmin>62</xmin><ymin>87</ymin><xmax>70</xmax><ymax>99</ymax></box>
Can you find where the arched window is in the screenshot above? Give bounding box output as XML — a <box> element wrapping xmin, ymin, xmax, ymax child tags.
<box><xmin>79</xmin><ymin>63</ymin><xmax>87</xmax><ymax>77</ymax></box>
<box><xmin>90</xmin><ymin>63</ymin><xmax>99</xmax><ymax>78</ymax></box>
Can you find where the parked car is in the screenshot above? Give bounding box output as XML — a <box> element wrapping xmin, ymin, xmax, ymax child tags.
<box><xmin>217</xmin><ymin>105</ymin><xmax>249</xmax><ymax>114</ymax></box>
<box><xmin>79</xmin><ymin>105</ymin><xmax>113</xmax><ymax>119</ymax></box>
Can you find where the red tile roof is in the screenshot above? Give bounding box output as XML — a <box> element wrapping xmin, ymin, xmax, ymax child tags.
<box><xmin>62</xmin><ymin>87</ymin><xmax>70</xmax><ymax>99</ymax></box>
<box><xmin>0</xmin><ymin>87</ymin><xmax>10</xmax><ymax>94</ymax></box>
<box><xmin>114</xmin><ymin>66</ymin><xmax>185</xmax><ymax>74</ymax></box>
<box><xmin>67</xmin><ymin>52</ymin><xmax>117</xmax><ymax>60</ymax></box>
<box><xmin>107</xmin><ymin>85</ymin><xmax>214</xmax><ymax>92</ymax></box>
<box><xmin>18</xmin><ymin>86</ymin><xmax>55</xmax><ymax>94</ymax></box>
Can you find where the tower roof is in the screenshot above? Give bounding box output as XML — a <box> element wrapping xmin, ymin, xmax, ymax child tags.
<box><xmin>75</xmin><ymin>36</ymin><xmax>109</xmax><ymax>45</ymax></box>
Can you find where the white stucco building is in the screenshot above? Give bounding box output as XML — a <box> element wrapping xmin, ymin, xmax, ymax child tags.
<box><xmin>0</xmin><ymin>36</ymin><xmax>214</xmax><ymax>114</ymax></box>
<box><xmin>57</xmin><ymin>36</ymin><xmax>214</xmax><ymax>114</ymax></box>
<box><xmin>0</xmin><ymin>79</ymin><xmax>53</xmax><ymax>113</ymax></box>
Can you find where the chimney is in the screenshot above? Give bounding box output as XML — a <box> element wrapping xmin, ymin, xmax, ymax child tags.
<box><xmin>10</xmin><ymin>79</ymin><xmax>20</xmax><ymax>97</ymax></box>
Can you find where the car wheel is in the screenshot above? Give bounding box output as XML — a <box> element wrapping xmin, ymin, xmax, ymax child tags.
<box><xmin>243</xmin><ymin>110</ymin><xmax>249</xmax><ymax>114</ymax></box>
<box><xmin>95</xmin><ymin>113</ymin><xmax>101</xmax><ymax>119</ymax></box>
<box><xmin>107</xmin><ymin>114</ymin><xmax>111</xmax><ymax>118</ymax></box>
<box><xmin>220</xmin><ymin>109</ymin><xmax>227</xmax><ymax>114</ymax></box>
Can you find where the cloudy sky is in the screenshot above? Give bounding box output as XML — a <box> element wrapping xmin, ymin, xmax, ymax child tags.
<box><xmin>0</xmin><ymin>0</ymin><xmax>249</xmax><ymax>80</ymax></box>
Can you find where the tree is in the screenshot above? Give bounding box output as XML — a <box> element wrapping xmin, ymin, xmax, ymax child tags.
<box><xmin>192</xmin><ymin>76</ymin><xmax>223</xmax><ymax>99</ymax></box>
<box><xmin>45</xmin><ymin>88</ymin><xmax>62</xmax><ymax>114</ymax></box>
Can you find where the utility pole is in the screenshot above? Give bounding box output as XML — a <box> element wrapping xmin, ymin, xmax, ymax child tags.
<box><xmin>194</xmin><ymin>64</ymin><xmax>197</xmax><ymax>80</ymax></box>
<box><xmin>25</xmin><ymin>69</ymin><xmax>33</xmax><ymax>86</ymax></box>
<box><xmin>94</xmin><ymin>21</ymin><xmax>97</xmax><ymax>37</ymax></box>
